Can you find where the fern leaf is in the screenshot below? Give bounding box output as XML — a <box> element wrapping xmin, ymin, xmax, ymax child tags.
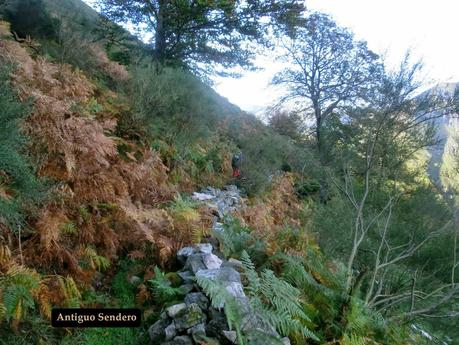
<box><xmin>58</xmin><ymin>276</ymin><xmax>81</xmax><ymax>307</ymax></box>
<box><xmin>196</xmin><ymin>276</ymin><xmax>244</xmax><ymax>342</ymax></box>
<box><xmin>240</xmin><ymin>250</ymin><xmax>260</xmax><ymax>295</ymax></box>
<box><xmin>3</xmin><ymin>284</ymin><xmax>34</xmax><ymax>323</ymax></box>
<box><xmin>82</xmin><ymin>246</ymin><xmax>111</xmax><ymax>271</ymax></box>
<box><xmin>148</xmin><ymin>266</ymin><xmax>186</xmax><ymax>303</ymax></box>
<box><xmin>37</xmin><ymin>282</ymin><xmax>52</xmax><ymax>319</ymax></box>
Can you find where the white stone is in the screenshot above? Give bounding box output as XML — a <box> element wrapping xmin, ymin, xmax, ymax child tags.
<box><xmin>177</xmin><ymin>247</ymin><xmax>195</xmax><ymax>258</ymax></box>
<box><xmin>195</xmin><ymin>268</ymin><xmax>219</xmax><ymax>280</ymax></box>
<box><xmin>225</xmin><ymin>281</ymin><xmax>245</xmax><ymax>298</ymax></box>
<box><xmin>166</xmin><ymin>303</ymin><xmax>187</xmax><ymax>318</ymax></box>
<box><xmin>213</xmin><ymin>222</ymin><xmax>224</xmax><ymax>233</ymax></box>
<box><xmin>165</xmin><ymin>323</ymin><xmax>177</xmax><ymax>340</ymax></box>
<box><xmin>195</xmin><ymin>243</ymin><xmax>213</xmax><ymax>254</ymax></box>
<box><xmin>192</xmin><ymin>192</ymin><xmax>214</xmax><ymax>201</ymax></box>
<box><xmin>227</xmin><ymin>258</ymin><xmax>243</xmax><ymax>269</ymax></box>
<box><xmin>203</xmin><ymin>253</ymin><xmax>223</xmax><ymax>269</ymax></box>
<box><xmin>281</xmin><ymin>337</ymin><xmax>291</xmax><ymax>345</ymax></box>
<box><xmin>222</xmin><ymin>330</ymin><xmax>237</xmax><ymax>343</ymax></box>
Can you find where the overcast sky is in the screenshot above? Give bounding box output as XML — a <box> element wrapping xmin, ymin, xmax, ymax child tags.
<box><xmin>85</xmin><ymin>0</ymin><xmax>459</xmax><ymax>113</ymax></box>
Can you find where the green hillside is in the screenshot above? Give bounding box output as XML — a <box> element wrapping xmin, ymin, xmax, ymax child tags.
<box><xmin>0</xmin><ymin>1</ymin><xmax>458</xmax><ymax>344</ymax></box>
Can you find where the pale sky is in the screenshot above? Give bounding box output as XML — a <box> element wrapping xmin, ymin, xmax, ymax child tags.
<box><xmin>215</xmin><ymin>0</ymin><xmax>459</xmax><ymax>113</ymax></box>
<box><xmin>84</xmin><ymin>0</ymin><xmax>459</xmax><ymax>113</ymax></box>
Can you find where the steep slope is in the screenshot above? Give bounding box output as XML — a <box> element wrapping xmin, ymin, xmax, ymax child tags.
<box><xmin>0</xmin><ymin>1</ymin><xmax>317</xmax><ymax>338</ymax></box>
<box><xmin>3</xmin><ymin>2</ymin><xmax>456</xmax><ymax>344</ymax></box>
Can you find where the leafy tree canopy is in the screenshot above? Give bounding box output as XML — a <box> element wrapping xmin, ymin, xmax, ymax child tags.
<box><xmin>96</xmin><ymin>0</ymin><xmax>306</xmax><ymax>75</ymax></box>
<box><xmin>273</xmin><ymin>12</ymin><xmax>381</xmax><ymax>154</ymax></box>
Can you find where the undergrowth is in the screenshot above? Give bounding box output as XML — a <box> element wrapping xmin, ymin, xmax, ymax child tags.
<box><xmin>208</xmin><ymin>215</ymin><xmax>418</xmax><ymax>345</ymax></box>
<box><xmin>61</xmin><ymin>259</ymin><xmax>141</xmax><ymax>345</ymax></box>
<box><xmin>0</xmin><ymin>63</ymin><xmax>46</xmax><ymax>230</ymax></box>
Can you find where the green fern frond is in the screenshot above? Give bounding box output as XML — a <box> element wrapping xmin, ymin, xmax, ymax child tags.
<box><xmin>192</xmin><ymin>227</ymin><xmax>209</xmax><ymax>244</ymax></box>
<box><xmin>3</xmin><ymin>284</ymin><xmax>35</xmax><ymax>322</ymax></box>
<box><xmin>244</xmin><ymin>329</ymin><xmax>285</xmax><ymax>345</ymax></box>
<box><xmin>171</xmin><ymin>193</ymin><xmax>198</xmax><ymax>211</ymax></box>
<box><xmin>240</xmin><ymin>250</ymin><xmax>260</xmax><ymax>295</ymax></box>
<box><xmin>241</xmin><ymin>251</ymin><xmax>319</xmax><ymax>342</ymax></box>
<box><xmin>196</xmin><ymin>276</ymin><xmax>244</xmax><ymax>344</ymax></box>
<box><xmin>148</xmin><ymin>266</ymin><xmax>186</xmax><ymax>304</ymax></box>
<box><xmin>60</xmin><ymin>222</ymin><xmax>78</xmax><ymax>235</ymax></box>
<box><xmin>0</xmin><ymin>264</ymin><xmax>42</xmax><ymax>328</ymax></box>
<box><xmin>0</xmin><ymin>298</ymin><xmax>5</xmax><ymax>322</ymax></box>
<box><xmin>214</xmin><ymin>218</ymin><xmax>252</xmax><ymax>258</ymax></box>
<box><xmin>279</xmin><ymin>254</ymin><xmax>325</xmax><ymax>290</ymax></box>
<box><xmin>82</xmin><ymin>246</ymin><xmax>111</xmax><ymax>271</ymax></box>
<box><xmin>58</xmin><ymin>276</ymin><xmax>81</xmax><ymax>308</ymax></box>
<box><xmin>78</xmin><ymin>206</ymin><xmax>91</xmax><ymax>222</ymax></box>
<box><xmin>342</xmin><ymin>333</ymin><xmax>369</xmax><ymax>345</ymax></box>
<box><xmin>277</xmin><ymin>253</ymin><xmax>346</xmax><ymax>312</ymax></box>
<box><xmin>345</xmin><ymin>297</ymin><xmax>384</xmax><ymax>338</ymax></box>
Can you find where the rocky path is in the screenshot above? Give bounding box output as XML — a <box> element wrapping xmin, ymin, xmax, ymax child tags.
<box><xmin>148</xmin><ymin>186</ymin><xmax>290</xmax><ymax>345</ymax></box>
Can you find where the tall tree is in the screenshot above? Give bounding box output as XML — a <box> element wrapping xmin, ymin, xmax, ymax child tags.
<box><xmin>96</xmin><ymin>0</ymin><xmax>305</xmax><ymax>73</ymax></box>
<box><xmin>324</xmin><ymin>57</ymin><xmax>459</xmax><ymax>321</ymax></box>
<box><xmin>268</xmin><ymin>109</ymin><xmax>306</xmax><ymax>143</ymax></box>
<box><xmin>273</xmin><ymin>12</ymin><xmax>381</xmax><ymax>155</ymax></box>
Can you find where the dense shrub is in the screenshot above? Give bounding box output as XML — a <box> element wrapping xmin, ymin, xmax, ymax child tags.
<box><xmin>0</xmin><ymin>64</ymin><xmax>45</xmax><ymax>230</ymax></box>
<box><xmin>130</xmin><ymin>65</ymin><xmax>221</xmax><ymax>145</ymax></box>
<box><xmin>294</xmin><ymin>179</ymin><xmax>321</xmax><ymax>198</ymax></box>
<box><xmin>1</xmin><ymin>0</ymin><xmax>59</xmax><ymax>40</ymax></box>
<box><xmin>228</xmin><ymin>115</ymin><xmax>317</xmax><ymax>194</ymax></box>
<box><xmin>129</xmin><ymin>63</ymin><xmax>317</xmax><ymax>194</ymax></box>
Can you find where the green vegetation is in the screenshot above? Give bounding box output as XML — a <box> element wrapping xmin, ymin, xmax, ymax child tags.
<box><xmin>0</xmin><ymin>64</ymin><xmax>45</xmax><ymax>230</ymax></box>
<box><xmin>128</xmin><ymin>62</ymin><xmax>315</xmax><ymax>194</ymax></box>
<box><xmin>148</xmin><ymin>266</ymin><xmax>187</xmax><ymax>305</ymax></box>
<box><xmin>96</xmin><ymin>0</ymin><xmax>305</xmax><ymax>74</ymax></box>
<box><xmin>60</xmin><ymin>260</ymin><xmax>139</xmax><ymax>345</ymax></box>
<box><xmin>0</xmin><ymin>0</ymin><xmax>458</xmax><ymax>344</ymax></box>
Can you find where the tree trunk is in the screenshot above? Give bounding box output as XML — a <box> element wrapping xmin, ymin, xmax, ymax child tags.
<box><xmin>155</xmin><ymin>0</ymin><xmax>167</xmax><ymax>63</ymax></box>
<box><xmin>314</xmin><ymin>104</ymin><xmax>324</xmax><ymax>158</ymax></box>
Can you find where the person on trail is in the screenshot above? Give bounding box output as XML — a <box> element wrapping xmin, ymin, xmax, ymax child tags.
<box><xmin>231</xmin><ymin>152</ymin><xmax>242</xmax><ymax>178</ymax></box>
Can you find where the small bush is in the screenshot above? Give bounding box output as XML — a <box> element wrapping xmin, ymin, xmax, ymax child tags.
<box><xmin>295</xmin><ymin>179</ymin><xmax>321</xmax><ymax>198</ymax></box>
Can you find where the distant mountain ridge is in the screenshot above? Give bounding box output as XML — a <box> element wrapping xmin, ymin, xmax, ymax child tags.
<box><xmin>425</xmin><ymin>82</ymin><xmax>459</xmax><ymax>191</ymax></box>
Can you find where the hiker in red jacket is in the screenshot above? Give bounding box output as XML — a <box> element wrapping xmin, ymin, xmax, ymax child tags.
<box><xmin>232</xmin><ymin>153</ymin><xmax>242</xmax><ymax>178</ymax></box>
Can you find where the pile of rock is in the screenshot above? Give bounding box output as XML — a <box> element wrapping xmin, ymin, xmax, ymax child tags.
<box><xmin>192</xmin><ymin>185</ymin><xmax>243</xmax><ymax>220</ymax></box>
<box><xmin>148</xmin><ymin>242</ymin><xmax>290</xmax><ymax>345</ymax></box>
<box><xmin>148</xmin><ymin>186</ymin><xmax>290</xmax><ymax>344</ymax></box>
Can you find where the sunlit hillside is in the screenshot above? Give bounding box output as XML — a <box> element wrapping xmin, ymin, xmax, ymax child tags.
<box><xmin>0</xmin><ymin>1</ymin><xmax>458</xmax><ymax>344</ymax></box>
